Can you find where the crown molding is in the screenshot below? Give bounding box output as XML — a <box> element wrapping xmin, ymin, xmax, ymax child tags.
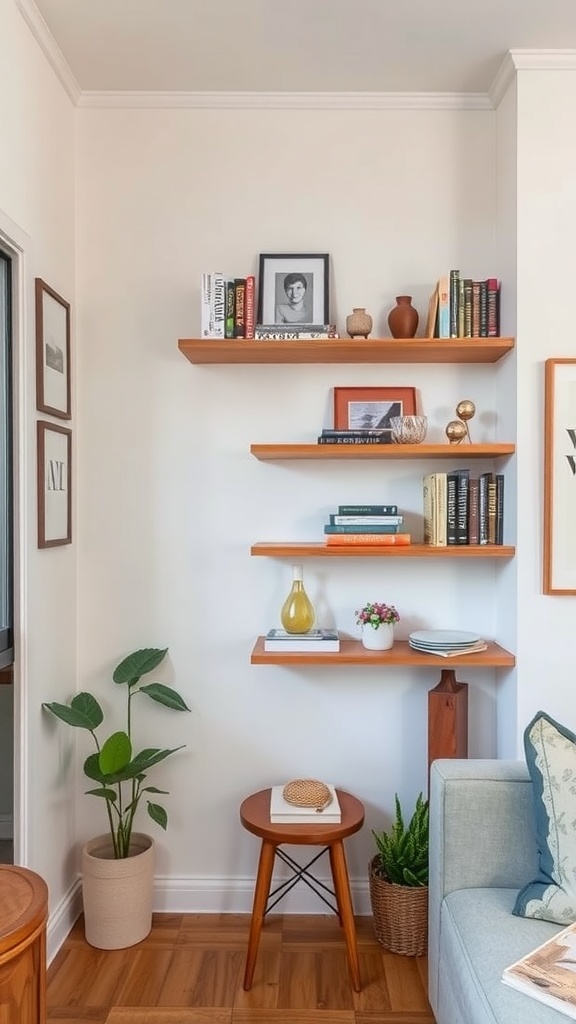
<box><xmin>15</xmin><ymin>0</ymin><xmax>81</xmax><ymax>104</ymax></box>
<box><xmin>490</xmin><ymin>48</ymin><xmax>576</xmax><ymax>107</ymax></box>
<box><xmin>77</xmin><ymin>89</ymin><xmax>492</xmax><ymax>111</ymax></box>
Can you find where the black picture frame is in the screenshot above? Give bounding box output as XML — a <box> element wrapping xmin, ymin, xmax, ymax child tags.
<box><xmin>257</xmin><ymin>253</ymin><xmax>329</xmax><ymax>326</ymax></box>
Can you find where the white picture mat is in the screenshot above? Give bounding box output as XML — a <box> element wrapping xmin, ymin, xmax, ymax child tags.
<box><xmin>42</xmin><ymin>289</ymin><xmax>68</xmax><ymax>413</ymax></box>
<box><xmin>43</xmin><ymin>427</ymin><xmax>70</xmax><ymax>543</ymax></box>
<box><xmin>548</xmin><ymin>363</ymin><xmax>576</xmax><ymax>591</ymax></box>
<box><xmin>260</xmin><ymin>255</ymin><xmax>327</xmax><ymax>324</ymax></box>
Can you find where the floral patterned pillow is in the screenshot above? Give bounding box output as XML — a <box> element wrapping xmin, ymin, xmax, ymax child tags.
<box><xmin>513</xmin><ymin>711</ymin><xmax>576</xmax><ymax>924</ymax></box>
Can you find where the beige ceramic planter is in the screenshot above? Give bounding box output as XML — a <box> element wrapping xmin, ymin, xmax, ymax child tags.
<box><xmin>82</xmin><ymin>832</ymin><xmax>155</xmax><ymax>949</ymax></box>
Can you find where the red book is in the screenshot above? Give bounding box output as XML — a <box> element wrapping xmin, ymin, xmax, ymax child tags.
<box><xmin>245</xmin><ymin>275</ymin><xmax>255</xmax><ymax>339</ymax></box>
<box><xmin>325</xmin><ymin>533</ymin><xmax>411</xmax><ymax>546</ymax></box>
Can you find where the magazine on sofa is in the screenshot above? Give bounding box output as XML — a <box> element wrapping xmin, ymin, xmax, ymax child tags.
<box><xmin>502</xmin><ymin>920</ymin><xmax>576</xmax><ymax>1019</ymax></box>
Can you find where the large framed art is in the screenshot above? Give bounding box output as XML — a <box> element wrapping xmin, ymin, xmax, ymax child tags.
<box><xmin>543</xmin><ymin>358</ymin><xmax>576</xmax><ymax>594</ymax></box>
<box><xmin>35</xmin><ymin>278</ymin><xmax>71</xmax><ymax>419</ymax></box>
<box><xmin>257</xmin><ymin>253</ymin><xmax>329</xmax><ymax>326</ymax></box>
<box><xmin>37</xmin><ymin>420</ymin><xmax>72</xmax><ymax>548</ymax></box>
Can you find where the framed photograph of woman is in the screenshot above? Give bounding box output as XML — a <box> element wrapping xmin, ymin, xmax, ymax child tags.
<box><xmin>257</xmin><ymin>253</ymin><xmax>329</xmax><ymax>326</ymax></box>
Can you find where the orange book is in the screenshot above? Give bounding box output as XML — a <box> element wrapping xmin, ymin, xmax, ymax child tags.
<box><xmin>325</xmin><ymin>533</ymin><xmax>411</xmax><ymax>546</ymax></box>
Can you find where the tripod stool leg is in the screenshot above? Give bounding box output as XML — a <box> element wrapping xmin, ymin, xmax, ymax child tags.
<box><xmin>330</xmin><ymin>839</ymin><xmax>361</xmax><ymax>991</ymax></box>
<box><xmin>243</xmin><ymin>839</ymin><xmax>276</xmax><ymax>990</ymax></box>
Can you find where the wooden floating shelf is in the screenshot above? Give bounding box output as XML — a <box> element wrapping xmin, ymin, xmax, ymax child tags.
<box><xmin>178</xmin><ymin>337</ymin><xmax>515</xmax><ymax>365</ymax></box>
<box><xmin>251</xmin><ymin>542</ymin><xmax>515</xmax><ymax>558</ymax></box>
<box><xmin>250</xmin><ymin>443</ymin><xmax>515</xmax><ymax>461</ymax></box>
<box><xmin>251</xmin><ymin>637</ymin><xmax>515</xmax><ymax>667</ymax></box>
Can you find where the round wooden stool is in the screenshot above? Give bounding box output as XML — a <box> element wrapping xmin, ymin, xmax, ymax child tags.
<box><xmin>240</xmin><ymin>787</ymin><xmax>364</xmax><ymax>991</ymax></box>
<box><xmin>0</xmin><ymin>864</ymin><xmax>48</xmax><ymax>1023</ymax></box>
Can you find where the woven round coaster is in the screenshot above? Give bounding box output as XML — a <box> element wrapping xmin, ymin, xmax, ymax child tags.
<box><xmin>283</xmin><ymin>778</ymin><xmax>333</xmax><ymax>809</ymax></box>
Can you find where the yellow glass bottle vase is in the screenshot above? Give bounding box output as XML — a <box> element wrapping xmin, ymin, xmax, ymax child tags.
<box><xmin>280</xmin><ymin>564</ymin><xmax>315</xmax><ymax>634</ymax></box>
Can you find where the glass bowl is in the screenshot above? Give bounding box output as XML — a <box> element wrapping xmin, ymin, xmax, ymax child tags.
<box><xmin>390</xmin><ymin>415</ymin><xmax>428</xmax><ymax>444</ymax></box>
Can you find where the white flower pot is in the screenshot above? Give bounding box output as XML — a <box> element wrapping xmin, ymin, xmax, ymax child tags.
<box><xmin>362</xmin><ymin>623</ymin><xmax>394</xmax><ymax>650</ymax></box>
<box><xmin>82</xmin><ymin>832</ymin><xmax>155</xmax><ymax>949</ymax></box>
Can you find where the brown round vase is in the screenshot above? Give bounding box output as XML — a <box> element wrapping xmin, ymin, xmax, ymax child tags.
<box><xmin>387</xmin><ymin>296</ymin><xmax>419</xmax><ymax>339</ymax></box>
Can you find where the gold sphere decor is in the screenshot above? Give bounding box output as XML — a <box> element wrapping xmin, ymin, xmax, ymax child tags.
<box><xmin>446</xmin><ymin>420</ymin><xmax>468</xmax><ymax>444</ymax></box>
<box><xmin>445</xmin><ymin>399</ymin><xmax>476</xmax><ymax>443</ymax></box>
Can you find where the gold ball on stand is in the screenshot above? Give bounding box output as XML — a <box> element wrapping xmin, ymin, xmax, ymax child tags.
<box><xmin>446</xmin><ymin>420</ymin><xmax>468</xmax><ymax>444</ymax></box>
<box><xmin>456</xmin><ymin>400</ymin><xmax>476</xmax><ymax>422</ymax></box>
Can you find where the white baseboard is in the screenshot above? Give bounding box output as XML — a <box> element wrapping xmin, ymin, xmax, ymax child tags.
<box><xmin>47</xmin><ymin>874</ymin><xmax>372</xmax><ymax>962</ymax></box>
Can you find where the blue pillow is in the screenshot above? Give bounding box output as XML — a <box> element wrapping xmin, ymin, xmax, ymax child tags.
<box><xmin>513</xmin><ymin>711</ymin><xmax>576</xmax><ymax>924</ymax></box>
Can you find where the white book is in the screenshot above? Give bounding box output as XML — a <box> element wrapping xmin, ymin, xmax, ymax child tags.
<box><xmin>201</xmin><ymin>272</ymin><xmax>213</xmax><ymax>337</ymax></box>
<box><xmin>270</xmin><ymin>784</ymin><xmax>341</xmax><ymax>824</ymax></box>
<box><xmin>200</xmin><ymin>271</ymin><xmax>225</xmax><ymax>338</ymax></box>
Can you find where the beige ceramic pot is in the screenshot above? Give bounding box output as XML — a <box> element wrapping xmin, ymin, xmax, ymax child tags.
<box><xmin>82</xmin><ymin>832</ymin><xmax>155</xmax><ymax>949</ymax></box>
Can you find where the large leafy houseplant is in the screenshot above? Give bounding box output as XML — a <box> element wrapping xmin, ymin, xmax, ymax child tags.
<box><xmin>372</xmin><ymin>792</ymin><xmax>429</xmax><ymax>886</ymax></box>
<box><xmin>43</xmin><ymin>646</ymin><xmax>190</xmax><ymax>859</ymax></box>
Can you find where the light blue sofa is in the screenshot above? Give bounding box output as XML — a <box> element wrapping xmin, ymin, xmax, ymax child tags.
<box><xmin>428</xmin><ymin>759</ymin><xmax>568</xmax><ymax>1024</ymax></box>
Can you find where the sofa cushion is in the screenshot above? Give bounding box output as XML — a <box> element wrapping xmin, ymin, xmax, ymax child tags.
<box><xmin>440</xmin><ymin>887</ymin><xmax>561</xmax><ymax>1024</ymax></box>
<box><xmin>514</xmin><ymin>711</ymin><xmax>576</xmax><ymax>924</ymax></box>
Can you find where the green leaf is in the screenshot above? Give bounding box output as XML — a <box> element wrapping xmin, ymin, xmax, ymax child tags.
<box><xmin>99</xmin><ymin>732</ymin><xmax>132</xmax><ymax>775</ymax></box>
<box><xmin>142</xmin><ymin>786</ymin><xmax>169</xmax><ymax>794</ymax></box>
<box><xmin>43</xmin><ymin>692</ymin><xmax>103</xmax><ymax>731</ymax></box>
<box><xmin>84</xmin><ymin>752</ymin><xmax>106</xmax><ymax>783</ymax></box>
<box><xmin>147</xmin><ymin>802</ymin><xmax>168</xmax><ymax>830</ymax></box>
<box><xmin>101</xmin><ymin>746</ymin><xmax>184</xmax><ymax>785</ymax></box>
<box><xmin>139</xmin><ymin>683</ymin><xmax>190</xmax><ymax>712</ymax></box>
<box><xmin>113</xmin><ymin>648</ymin><xmax>168</xmax><ymax>686</ymax></box>
<box><xmin>85</xmin><ymin>787</ymin><xmax>118</xmax><ymax>801</ymax></box>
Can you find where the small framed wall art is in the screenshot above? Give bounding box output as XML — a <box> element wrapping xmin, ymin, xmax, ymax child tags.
<box><xmin>333</xmin><ymin>386</ymin><xmax>417</xmax><ymax>438</ymax></box>
<box><xmin>37</xmin><ymin>420</ymin><xmax>72</xmax><ymax>548</ymax></box>
<box><xmin>35</xmin><ymin>277</ymin><xmax>71</xmax><ymax>419</ymax></box>
<box><xmin>257</xmin><ymin>253</ymin><xmax>329</xmax><ymax>326</ymax></box>
<box><xmin>543</xmin><ymin>358</ymin><xmax>576</xmax><ymax>594</ymax></box>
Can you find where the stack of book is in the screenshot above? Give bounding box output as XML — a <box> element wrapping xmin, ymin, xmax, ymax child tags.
<box><xmin>255</xmin><ymin>324</ymin><xmax>338</xmax><ymax>340</ymax></box>
<box><xmin>264</xmin><ymin>628</ymin><xmax>340</xmax><ymax>652</ymax></box>
<box><xmin>201</xmin><ymin>272</ymin><xmax>256</xmax><ymax>340</ymax></box>
<box><xmin>423</xmin><ymin>471</ymin><xmax>504</xmax><ymax>546</ymax></box>
<box><xmin>426</xmin><ymin>271</ymin><xmax>500</xmax><ymax>339</ymax></box>
<box><xmin>270</xmin><ymin>784</ymin><xmax>341</xmax><ymax>824</ymax></box>
<box><xmin>323</xmin><ymin>504</ymin><xmax>411</xmax><ymax>546</ymax></box>
<box><xmin>318</xmin><ymin>428</ymin><xmax>392</xmax><ymax>445</ymax></box>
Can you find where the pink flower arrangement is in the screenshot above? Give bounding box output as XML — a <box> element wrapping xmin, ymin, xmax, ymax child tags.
<box><xmin>356</xmin><ymin>601</ymin><xmax>400</xmax><ymax>629</ymax></box>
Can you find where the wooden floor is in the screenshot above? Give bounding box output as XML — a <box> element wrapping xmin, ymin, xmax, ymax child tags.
<box><xmin>47</xmin><ymin>913</ymin><xmax>436</xmax><ymax>1024</ymax></box>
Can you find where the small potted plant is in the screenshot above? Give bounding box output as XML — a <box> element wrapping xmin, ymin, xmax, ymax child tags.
<box><xmin>369</xmin><ymin>792</ymin><xmax>429</xmax><ymax>956</ymax></box>
<box><xmin>43</xmin><ymin>646</ymin><xmax>190</xmax><ymax>949</ymax></box>
<box><xmin>356</xmin><ymin>601</ymin><xmax>400</xmax><ymax>650</ymax></box>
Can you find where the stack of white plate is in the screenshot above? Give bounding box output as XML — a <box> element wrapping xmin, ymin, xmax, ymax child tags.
<box><xmin>409</xmin><ymin>629</ymin><xmax>483</xmax><ymax>653</ymax></box>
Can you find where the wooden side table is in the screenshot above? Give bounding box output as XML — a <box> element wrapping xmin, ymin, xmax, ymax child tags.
<box><xmin>0</xmin><ymin>865</ymin><xmax>48</xmax><ymax>1024</ymax></box>
<box><xmin>240</xmin><ymin>788</ymin><xmax>364</xmax><ymax>992</ymax></box>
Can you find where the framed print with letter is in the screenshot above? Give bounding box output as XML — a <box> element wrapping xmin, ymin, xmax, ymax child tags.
<box><xmin>37</xmin><ymin>420</ymin><xmax>72</xmax><ymax>548</ymax></box>
<box><xmin>543</xmin><ymin>358</ymin><xmax>576</xmax><ymax>594</ymax></box>
<box><xmin>35</xmin><ymin>277</ymin><xmax>71</xmax><ymax>419</ymax></box>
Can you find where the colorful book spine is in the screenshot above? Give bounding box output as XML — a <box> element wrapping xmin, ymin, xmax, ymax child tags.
<box><xmin>212</xmin><ymin>272</ymin><xmax>225</xmax><ymax>338</ymax></box>
<box><xmin>449</xmin><ymin>270</ymin><xmax>460</xmax><ymax>338</ymax></box>
<box><xmin>446</xmin><ymin>472</ymin><xmax>458</xmax><ymax>545</ymax></box>
<box><xmin>338</xmin><ymin>505</ymin><xmax>398</xmax><ymax>515</ymax></box>
<box><xmin>471</xmin><ymin>281</ymin><xmax>481</xmax><ymax>337</ymax></box>
<box><xmin>325</xmin><ymin>533</ymin><xmax>411</xmax><ymax>546</ymax></box>
<box><xmin>458</xmin><ymin>278</ymin><xmax>465</xmax><ymax>337</ymax></box>
<box><xmin>479</xmin><ymin>280</ymin><xmax>488</xmax><ymax>337</ymax></box>
<box><xmin>468</xmin><ymin>476</ymin><xmax>480</xmax><ymax>545</ymax></box>
<box><xmin>436</xmin><ymin>472</ymin><xmax>447</xmax><ymax>547</ymax></box>
<box><xmin>463</xmin><ymin>279</ymin><xmax>473</xmax><ymax>338</ymax></box>
<box><xmin>487</xmin><ymin>475</ymin><xmax>497</xmax><ymax>544</ymax></box>
<box><xmin>456</xmin><ymin>469</ymin><xmax>470</xmax><ymax>544</ymax></box>
<box><xmin>487</xmin><ymin>279</ymin><xmax>500</xmax><ymax>337</ymax></box>
<box><xmin>437</xmin><ymin>276</ymin><xmax>450</xmax><ymax>338</ymax></box>
<box><xmin>329</xmin><ymin>515</ymin><xmax>402</xmax><ymax>525</ymax></box>
<box><xmin>318</xmin><ymin>436</ymin><xmax>391</xmax><ymax>445</ymax></box>
<box><xmin>244</xmin><ymin>275</ymin><xmax>255</xmax><ymax>339</ymax></box>
<box><xmin>423</xmin><ymin>473</ymin><xmax>438</xmax><ymax>546</ymax></box>
<box><xmin>324</xmin><ymin>524</ymin><xmax>401</xmax><ymax>535</ymax></box>
<box><xmin>255</xmin><ymin>329</ymin><xmax>335</xmax><ymax>340</ymax></box>
<box><xmin>225</xmin><ymin>279</ymin><xmax>235</xmax><ymax>339</ymax></box>
<box><xmin>495</xmin><ymin>474</ymin><xmax>504</xmax><ymax>545</ymax></box>
<box><xmin>234</xmin><ymin>278</ymin><xmax>246</xmax><ymax>338</ymax></box>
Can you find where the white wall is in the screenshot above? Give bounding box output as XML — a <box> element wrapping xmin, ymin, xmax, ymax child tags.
<box><xmin>74</xmin><ymin>103</ymin><xmax>509</xmax><ymax>907</ymax></box>
<box><xmin>0</xmin><ymin>0</ymin><xmax>78</xmax><ymax>937</ymax></box>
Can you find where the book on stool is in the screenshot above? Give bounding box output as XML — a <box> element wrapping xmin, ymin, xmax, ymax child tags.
<box><xmin>270</xmin><ymin>784</ymin><xmax>342</xmax><ymax>824</ymax></box>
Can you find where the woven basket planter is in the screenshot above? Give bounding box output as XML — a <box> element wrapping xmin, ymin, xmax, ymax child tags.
<box><xmin>82</xmin><ymin>832</ymin><xmax>155</xmax><ymax>949</ymax></box>
<box><xmin>368</xmin><ymin>856</ymin><xmax>428</xmax><ymax>956</ymax></box>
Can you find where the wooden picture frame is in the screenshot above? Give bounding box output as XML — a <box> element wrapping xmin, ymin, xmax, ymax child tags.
<box><xmin>333</xmin><ymin>386</ymin><xmax>418</xmax><ymax>439</ymax></box>
<box><xmin>257</xmin><ymin>253</ymin><xmax>329</xmax><ymax>326</ymax></box>
<box><xmin>37</xmin><ymin>420</ymin><xmax>72</xmax><ymax>548</ymax></box>
<box><xmin>543</xmin><ymin>358</ymin><xmax>576</xmax><ymax>594</ymax></box>
<box><xmin>35</xmin><ymin>278</ymin><xmax>71</xmax><ymax>419</ymax></box>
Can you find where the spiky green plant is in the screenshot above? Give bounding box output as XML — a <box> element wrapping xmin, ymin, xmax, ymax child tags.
<box><xmin>43</xmin><ymin>647</ymin><xmax>190</xmax><ymax>858</ymax></box>
<box><xmin>372</xmin><ymin>792</ymin><xmax>429</xmax><ymax>887</ymax></box>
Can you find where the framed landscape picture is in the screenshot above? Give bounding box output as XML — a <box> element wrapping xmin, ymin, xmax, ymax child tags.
<box><xmin>543</xmin><ymin>358</ymin><xmax>576</xmax><ymax>594</ymax></box>
<box><xmin>37</xmin><ymin>420</ymin><xmax>72</xmax><ymax>548</ymax></box>
<box><xmin>35</xmin><ymin>277</ymin><xmax>71</xmax><ymax>419</ymax></box>
<box><xmin>257</xmin><ymin>253</ymin><xmax>329</xmax><ymax>326</ymax></box>
<box><xmin>333</xmin><ymin>386</ymin><xmax>417</xmax><ymax>438</ymax></box>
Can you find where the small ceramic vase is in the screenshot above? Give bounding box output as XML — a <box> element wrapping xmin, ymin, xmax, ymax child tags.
<box><xmin>387</xmin><ymin>296</ymin><xmax>419</xmax><ymax>339</ymax></box>
<box><xmin>361</xmin><ymin>623</ymin><xmax>394</xmax><ymax>651</ymax></box>
<box><xmin>346</xmin><ymin>307</ymin><xmax>373</xmax><ymax>339</ymax></box>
